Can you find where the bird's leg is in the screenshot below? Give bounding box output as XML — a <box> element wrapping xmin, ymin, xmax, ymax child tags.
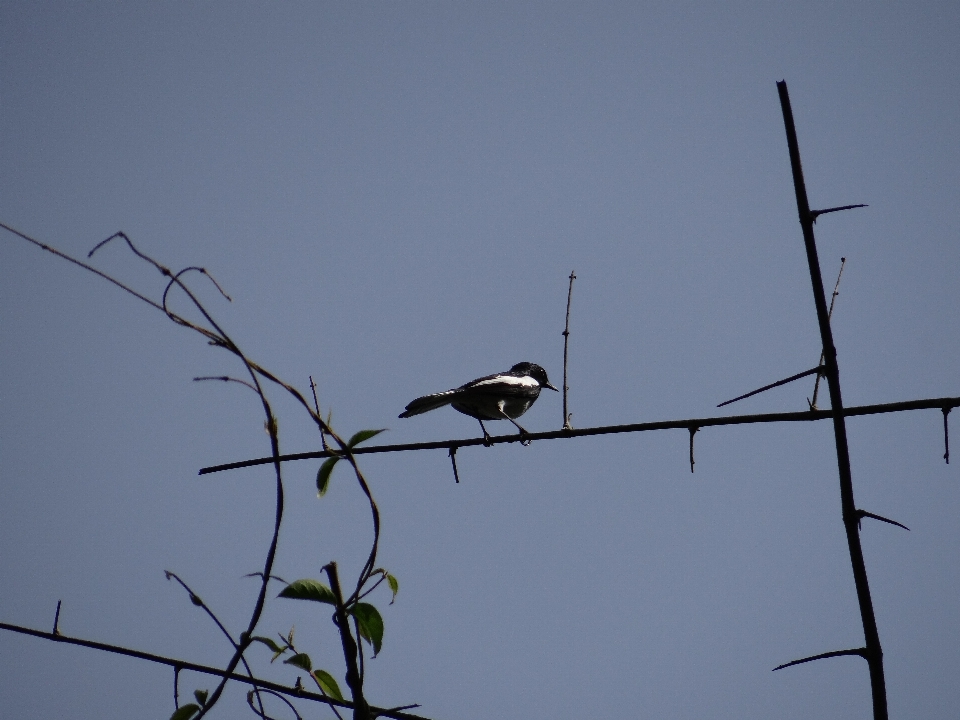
<box><xmin>510</xmin><ymin>419</ymin><xmax>531</xmax><ymax>445</ymax></box>
<box><xmin>477</xmin><ymin>419</ymin><xmax>492</xmax><ymax>447</ymax></box>
<box><xmin>496</xmin><ymin>406</ymin><xmax>531</xmax><ymax>446</ymax></box>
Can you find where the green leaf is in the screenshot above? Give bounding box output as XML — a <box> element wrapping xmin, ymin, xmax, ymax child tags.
<box><xmin>349</xmin><ymin>602</ymin><xmax>384</xmax><ymax>656</ymax></box>
<box><xmin>348</xmin><ymin>428</ymin><xmax>386</xmax><ymax>448</ymax></box>
<box><xmin>279</xmin><ymin>579</ymin><xmax>337</xmax><ymax>605</ymax></box>
<box><xmin>169</xmin><ymin>704</ymin><xmax>200</xmax><ymax>720</ymax></box>
<box><xmin>250</xmin><ymin>635</ymin><xmax>283</xmax><ymax>653</ymax></box>
<box><xmin>283</xmin><ymin>652</ymin><xmax>313</xmax><ymax>672</ymax></box>
<box><xmin>250</xmin><ymin>635</ymin><xmax>287</xmax><ymax>662</ymax></box>
<box><xmin>312</xmin><ymin>669</ymin><xmax>344</xmax><ymax>701</ymax></box>
<box><xmin>193</xmin><ymin>689</ymin><xmax>208</xmax><ymax>707</ymax></box>
<box><xmin>316</xmin><ymin>457</ymin><xmax>339</xmax><ymax>497</ymax></box>
<box><xmin>386</xmin><ymin>573</ymin><xmax>399</xmax><ymax>604</ymax></box>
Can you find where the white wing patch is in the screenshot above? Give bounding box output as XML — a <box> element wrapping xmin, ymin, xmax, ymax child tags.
<box><xmin>472</xmin><ymin>375</ymin><xmax>539</xmax><ymax>388</ymax></box>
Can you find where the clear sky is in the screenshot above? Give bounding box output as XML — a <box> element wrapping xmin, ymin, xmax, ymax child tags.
<box><xmin>2</xmin><ymin>2</ymin><xmax>958</xmax><ymax>719</ymax></box>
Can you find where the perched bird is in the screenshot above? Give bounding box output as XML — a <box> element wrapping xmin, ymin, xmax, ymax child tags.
<box><xmin>399</xmin><ymin>362</ymin><xmax>558</xmax><ymax>442</ymax></box>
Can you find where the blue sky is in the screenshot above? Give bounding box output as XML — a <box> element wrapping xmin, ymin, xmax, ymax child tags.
<box><xmin>2</xmin><ymin>3</ymin><xmax>958</xmax><ymax>718</ymax></box>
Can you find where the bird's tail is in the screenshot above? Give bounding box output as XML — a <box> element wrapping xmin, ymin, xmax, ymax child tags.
<box><xmin>399</xmin><ymin>390</ymin><xmax>458</xmax><ymax>418</ymax></box>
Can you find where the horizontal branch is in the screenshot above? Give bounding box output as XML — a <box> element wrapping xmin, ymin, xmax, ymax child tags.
<box><xmin>0</xmin><ymin>621</ymin><xmax>430</xmax><ymax>720</ymax></box>
<box><xmin>201</xmin><ymin>396</ymin><xmax>960</xmax><ymax>475</ymax></box>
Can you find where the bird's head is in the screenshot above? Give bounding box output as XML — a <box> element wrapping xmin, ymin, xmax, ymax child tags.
<box><xmin>510</xmin><ymin>362</ymin><xmax>558</xmax><ymax>391</ymax></box>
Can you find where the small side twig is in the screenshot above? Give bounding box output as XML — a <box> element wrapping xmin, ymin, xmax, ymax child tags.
<box><xmin>689</xmin><ymin>427</ymin><xmax>699</xmax><ymax>473</ymax></box>
<box><xmin>809</xmin><ymin>257</ymin><xmax>846</xmax><ymax>410</ymax></box>
<box><xmin>309</xmin><ymin>376</ymin><xmax>329</xmax><ymax>452</ymax></box>
<box><xmin>449</xmin><ymin>446</ymin><xmax>461</xmax><ymax>483</ymax></box>
<box><xmin>52</xmin><ymin>600</ymin><xmax>61</xmax><ymax>636</ymax></box>
<box><xmin>943</xmin><ymin>407</ymin><xmax>951</xmax><ymax>464</ymax></box>
<box><xmin>174</xmin><ymin>665</ymin><xmax>182</xmax><ymax>709</ymax></box>
<box><xmin>561</xmin><ymin>270</ymin><xmax>576</xmax><ymax>430</ymax></box>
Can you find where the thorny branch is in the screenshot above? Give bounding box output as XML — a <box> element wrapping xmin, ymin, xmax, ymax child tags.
<box><xmin>200</xmin><ymin>396</ymin><xmax>960</xmax><ymax>475</ymax></box>
<box><xmin>0</xmin><ymin>620</ymin><xmax>428</xmax><ymax>720</ymax></box>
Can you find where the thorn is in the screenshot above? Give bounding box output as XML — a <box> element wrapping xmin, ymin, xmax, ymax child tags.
<box><xmin>53</xmin><ymin>600</ymin><xmax>62</xmax><ymax>636</ymax></box>
<box><xmin>449</xmin><ymin>446</ymin><xmax>461</xmax><ymax>483</ymax></box>
<box><xmin>809</xmin><ymin>204</ymin><xmax>868</xmax><ymax>223</ymax></box>
<box><xmin>689</xmin><ymin>427</ymin><xmax>699</xmax><ymax>473</ymax></box>
<box><xmin>857</xmin><ymin>509</ymin><xmax>910</xmax><ymax>531</ymax></box>
<box><xmin>718</xmin><ymin>366</ymin><xmax>822</xmax><ymax>408</ymax></box>
<box><xmin>773</xmin><ymin>647</ymin><xmax>867</xmax><ymax>671</ymax></box>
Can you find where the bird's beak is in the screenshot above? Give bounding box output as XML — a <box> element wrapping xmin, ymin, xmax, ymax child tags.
<box><xmin>544</xmin><ymin>381</ymin><xmax>559</xmax><ymax>391</ymax></box>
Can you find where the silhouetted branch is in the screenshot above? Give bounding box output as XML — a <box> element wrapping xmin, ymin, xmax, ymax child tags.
<box><xmin>201</xmin><ymin>396</ymin><xmax>960</xmax><ymax>475</ymax></box>
<box><xmin>325</xmin><ymin>562</ymin><xmax>370</xmax><ymax>720</ymax></box>
<box><xmin>778</xmin><ymin>79</ymin><xmax>887</xmax><ymax>720</ymax></box>
<box><xmin>0</xmin><ymin>621</ymin><xmax>429</xmax><ymax>720</ymax></box>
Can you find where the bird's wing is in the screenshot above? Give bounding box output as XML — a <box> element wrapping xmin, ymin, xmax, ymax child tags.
<box><xmin>460</xmin><ymin>374</ymin><xmax>540</xmax><ymax>398</ymax></box>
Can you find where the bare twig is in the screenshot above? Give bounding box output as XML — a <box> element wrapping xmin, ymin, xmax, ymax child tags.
<box><xmin>688</xmin><ymin>427</ymin><xmax>699</xmax><ymax>473</ymax></box>
<box><xmin>943</xmin><ymin>407</ymin><xmax>951</xmax><ymax>464</ymax></box>
<box><xmin>448</xmin><ymin>446</ymin><xmax>460</xmax><ymax>483</ymax></box>
<box><xmin>562</xmin><ymin>270</ymin><xmax>576</xmax><ymax>430</ymax></box>
<box><xmin>310</xmin><ymin>376</ymin><xmax>329</xmax><ymax>452</ymax></box>
<box><xmin>809</xmin><ymin>257</ymin><xmax>846</xmax><ymax>410</ymax></box>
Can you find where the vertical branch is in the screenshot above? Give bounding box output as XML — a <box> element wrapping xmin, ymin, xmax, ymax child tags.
<box><xmin>562</xmin><ymin>271</ymin><xmax>577</xmax><ymax>430</ymax></box>
<box><xmin>325</xmin><ymin>562</ymin><xmax>370</xmax><ymax>720</ymax></box>
<box><xmin>777</xmin><ymin>80</ymin><xmax>888</xmax><ymax>720</ymax></box>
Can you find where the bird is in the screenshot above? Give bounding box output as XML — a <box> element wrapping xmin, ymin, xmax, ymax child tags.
<box><xmin>399</xmin><ymin>362</ymin><xmax>558</xmax><ymax>443</ymax></box>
